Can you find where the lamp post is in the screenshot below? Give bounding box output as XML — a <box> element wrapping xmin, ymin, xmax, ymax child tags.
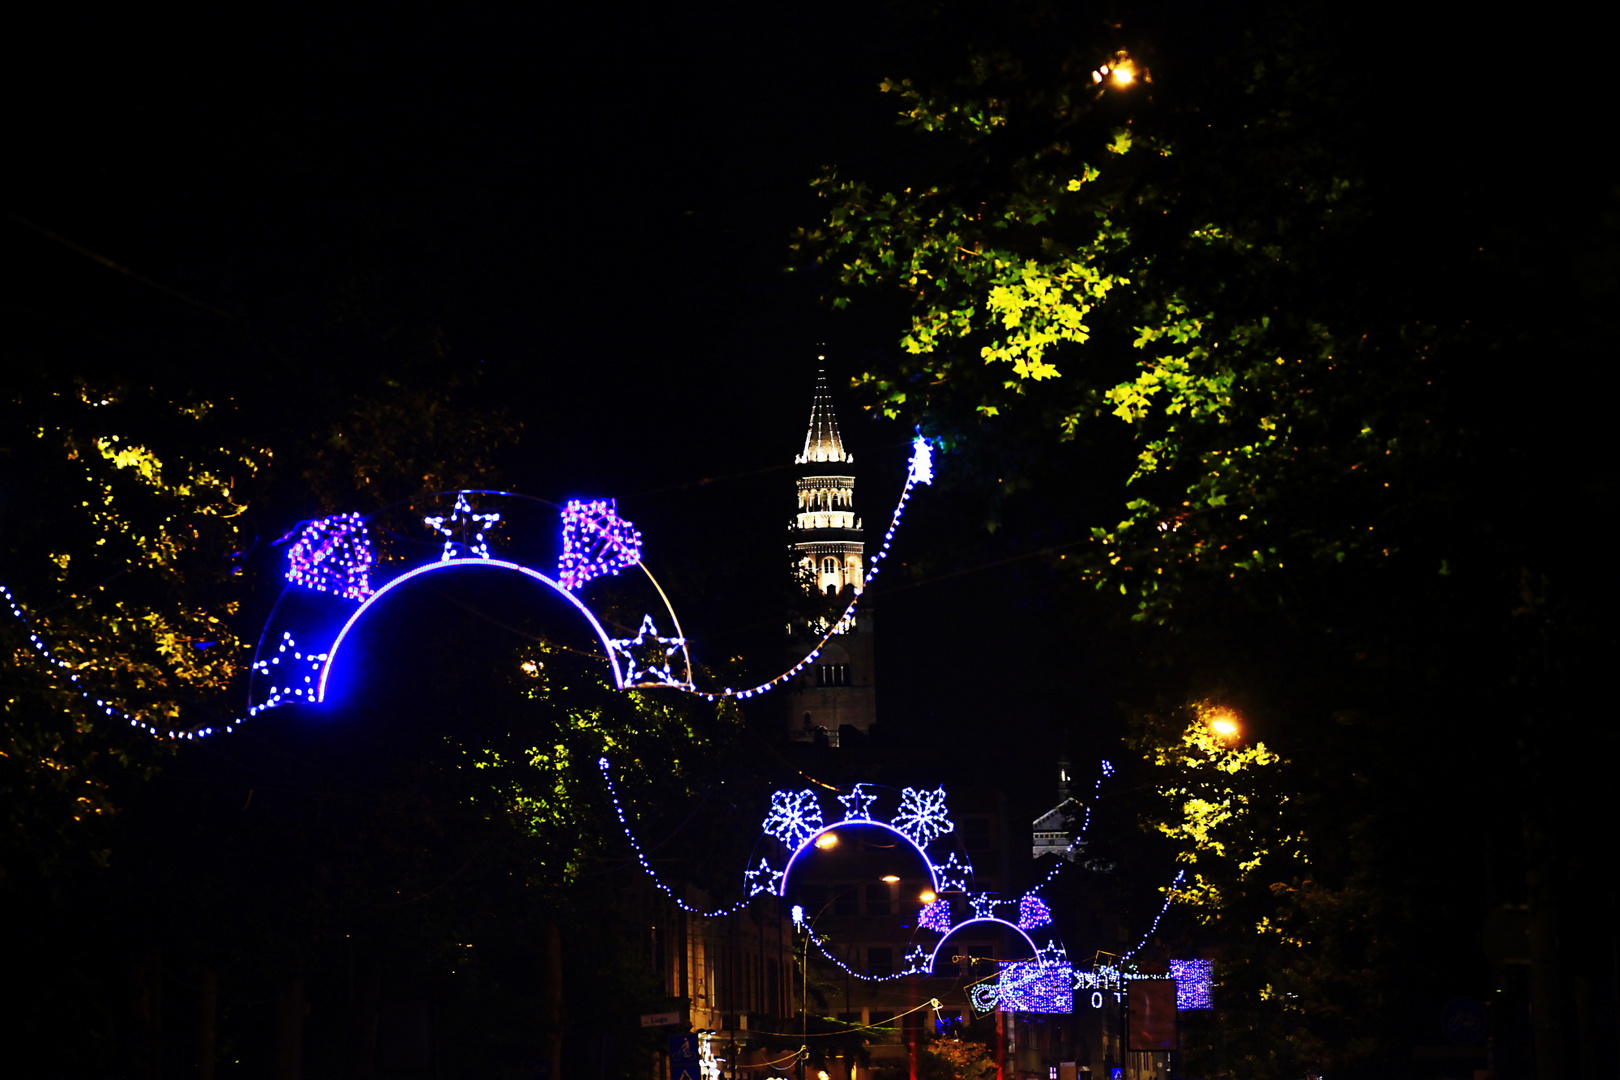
<box><xmin>793</xmin><ymin>870</ymin><xmax>917</xmax><ymax>1080</ymax></box>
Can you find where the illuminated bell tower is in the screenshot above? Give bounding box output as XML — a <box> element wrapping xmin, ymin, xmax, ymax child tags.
<box><xmin>787</xmin><ymin>369</ymin><xmax>877</xmax><ymax>744</ymax></box>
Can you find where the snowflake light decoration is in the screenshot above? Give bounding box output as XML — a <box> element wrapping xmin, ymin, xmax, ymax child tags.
<box><xmin>918</xmin><ymin>898</ymin><xmax>953</xmax><ymax>933</ymax></box>
<box><xmin>249</xmin><ymin>631</ymin><xmax>327</xmax><ymax>713</ymax></box>
<box><xmin>557</xmin><ymin>498</ymin><xmax>642</xmax><ymax>591</ymax></box>
<box><xmin>762</xmin><ymin>789</ymin><xmax>824</xmax><ymax>849</ymax></box>
<box><xmin>609</xmin><ymin>614</ymin><xmax>688</xmax><ymax>687</ymax></box>
<box><xmin>285</xmin><ymin>513</ymin><xmax>374</xmax><ymax>600</ymax></box>
<box><xmin>836</xmin><ymin>783</ymin><xmax>878</xmax><ymax>821</ymax></box>
<box><xmin>1018</xmin><ymin>894</ymin><xmax>1053</xmax><ymax>930</ymax></box>
<box><xmin>893</xmin><ymin>786</ymin><xmax>955</xmax><ymax>846</ymax></box>
<box><xmin>744</xmin><ymin>858</ymin><xmax>785</xmax><ymax>897</ymax></box>
<box><xmin>423</xmin><ymin>493</ymin><xmax>501</xmax><ymax>561</ymax></box>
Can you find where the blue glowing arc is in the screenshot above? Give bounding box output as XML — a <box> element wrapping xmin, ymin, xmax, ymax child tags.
<box><xmin>316</xmin><ymin>558</ymin><xmax>626</xmax><ymax>702</ymax></box>
<box><xmin>778</xmin><ymin>821</ymin><xmax>941</xmax><ymax>897</ymax></box>
<box><xmin>926</xmin><ymin>917</ymin><xmax>1042</xmax><ymax>971</ymax></box>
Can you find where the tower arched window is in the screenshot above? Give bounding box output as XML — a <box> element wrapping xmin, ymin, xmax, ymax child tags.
<box><xmin>822</xmin><ymin>557</ymin><xmax>837</xmax><ymax>575</ymax></box>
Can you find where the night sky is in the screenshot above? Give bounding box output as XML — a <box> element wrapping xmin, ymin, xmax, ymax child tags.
<box><xmin>9</xmin><ymin>0</ymin><xmax>1617</xmax><ymax>849</ymax></box>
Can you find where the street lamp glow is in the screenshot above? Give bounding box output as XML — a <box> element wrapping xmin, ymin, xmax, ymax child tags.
<box><xmin>918</xmin><ymin>889</ymin><xmax>938</xmax><ymax>904</ymax></box>
<box><xmin>814</xmin><ymin>831</ymin><xmax>839</xmax><ymax>850</ymax></box>
<box><xmin>881</xmin><ymin>874</ymin><xmax>900</xmax><ymax>883</ymax></box>
<box><xmin>1209</xmin><ymin>710</ymin><xmax>1240</xmax><ymax>739</ymax></box>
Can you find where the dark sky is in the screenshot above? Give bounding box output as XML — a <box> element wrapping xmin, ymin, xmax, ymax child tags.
<box><xmin>8</xmin><ymin>1</ymin><xmax>1615</xmax><ymax>799</ymax></box>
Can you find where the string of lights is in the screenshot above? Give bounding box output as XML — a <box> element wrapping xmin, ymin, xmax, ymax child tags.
<box><xmin>1123</xmin><ymin>869</ymin><xmax>1187</xmax><ymax>960</ymax></box>
<box><xmin>697</xmin><ymin>436</ymin><xmax>935</xmax><ymax>701</ymax></box>
<box><xmin>1</xmin><ymin>583</ymin><xmax>230</xmax><ymax>740</ymax></box>
<box><xmin>597</xmin><ymin>757</ymin><xmax>754</xmax><ymax>918</ymax></box>
<box><xmin>1031</xmin><ymin>758</ymin><xmax>1115</xmax><ymax>890</ymax></box>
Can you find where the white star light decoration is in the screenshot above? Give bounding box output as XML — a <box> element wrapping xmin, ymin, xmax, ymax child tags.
<box><xmin>423</xmin><ymin>492</ymin><xmax>501</xmax><ymax>561</ymax></box>
<box><xmin>1036</xmin><ymin>940</ymin><xmax>1069</xmax><ymax>967</ymax></box>
<box><xmin>836</xmin><ymin>783</ymin><xmax>878</xmax><ymax>821</ymax></box>
<box><xmin>969</xmin><ymin>893</ymin><xmax>999</xmax><ymax>919</ymax></box>
<box><xmin>744</xmin><ymin>858</ymin><xmax>785</xmax><ymax>897</ymax></box>
<box><xmin>908</xmin><ymin>434</ymin><xmax>935</xmax><ymax>486</ymax></box>
<box><xmin>609</xmin><ymin>614</ymin><xmax>689</xmax><ymax>687</ymax></box>
<box><xmin>894</xmin><ymin>786</ymin><xmax>955</xmax><ymax>845</ymax></box>
<box><xmin>933</xmin><ymin>851</ymin><xmax>972</xmax><ymax>892</ymax></box>
<box><xmin>249</xmin><ymin>631</ymin><xmax>328</xmax><ymax>713</ymax></box>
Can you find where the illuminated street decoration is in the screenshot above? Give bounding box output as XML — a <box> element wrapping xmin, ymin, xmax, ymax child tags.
<box><xmin>969</xmin><ymin>893</ymin><xmax>999</xmax><ymax>919</ymax></box>
<box><xmin>836</xmin><ymin>783</ymin><xmax>878</xmax><ymax>821</ymax></box>
<box><xmin>763</xmin><ymin>790</ymin><xmax>825</xmax><ymax>849</ymax></box>
<box><xmin>893</xmin><ymin>786</ymin><xmax>955</xmax><ymax>846</ymax></box>
<box><xmin>918</xmin><ymin>898</ymin><xmax>954</xmax><ymax>933</ymax></box>
<box><xmin>284</xmin><ymin>513</ymin><xmax>374</xmax><ymax>600</ymax></box>
<box><xmin>1017</xmin><ymin>894</ymin><xmax>1054</xmax><ymax>930</ymax></box>
<box><xmin>609</xmin><ymin>613</ymin><xmax>690</xmax><ymax>688</ymax></box>
<box><xmin>249</xmin><ymin>631</ymin><xmax>327</xmax><ymax>712</ymax></box>
<box><xmin>423</xmin><ymin>492</ymin><xmax>501</xmax><ymax>560</ymax></box>
<box><xmin>557</xmin><ymin>498</ymin><xmax>642</xmax><ymax>591</ymax></box>
<box><xmin>1170</xmin><ymin>958</ymin><xmax>1214</xmax><ymax>1009</ymax></box>
<box><xmin>933</xmin><ymin>851</ymin><xmax>973</xmax><ymax>892</ymax></box>
<box><xmin>10</xmin><ymin>429</ymin><xmax>938</xmax><ymax>739</ymax></box>
<box><xmin>745</xmin><ymin>858</ymin><xmax>785</xmax><ymax>897</ymax></box>
<box><xmin>990</xmin><ymin>961</ymin><xmax>1074</xmax><ymax>1014</ymax></box>
<box><xmin>908</xmin><ymin>433</ymin><xmax>935</xmax><ymax>486</ymax></box>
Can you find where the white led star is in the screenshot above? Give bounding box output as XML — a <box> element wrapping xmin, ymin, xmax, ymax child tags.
<box><xmin>762</xmin><ymin>790</ymin><xmax>824</xmax><ymax>849</ymax></box>
<box><xmin>933</xmin><ymin>851</ymin><xmax>972</xmax><ymax>892</ymax></box>
<box><xmin>1036</xmin><ymin>940</ymin><xmax>1069</xmax><ymax>967</ymax></box>
<box><xmin>903</xmin><ymin>946</ymin><xmax>930</xmax><ymax>975</ymax></box>
<box><xmin>744</xmin><ymin>858</ymin><xmax>785</xmax><ymax>897</ymax></box>
<box><xmin>893</xmin><ymin>786</ymin><xmax>955</xmax><ymax>846</ymax></box>
<box><xmin>249</xmin><ymin>630</ymin><xmax>328</xmax><ymax>713</ymax></box>
<box><xmin>423</xmin><ymin>492</ymin><xmax>501</xmax><ymax>561</ymax></box>
<box><xmin>969</xmin><ymin>893</ymin><xmax>999</xmax><ymax>919</ymax></box>
<box><xmin>908</xmin><ymin>434</ymin><xmax>935</xmax><ymax>485</ymax></box>
<box><xmin>609</xmin><ymin>614</ymin><xmax>689</xmax><ymax>687</ymax></box>
<box><xmin>836</xmin><ymin>783</ymin><xmax>878</xmax><ymax>821</ymax></box>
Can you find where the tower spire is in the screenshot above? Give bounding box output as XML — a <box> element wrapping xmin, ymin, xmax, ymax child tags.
<box><xmin>796</xmin><ymin>370</ymin><xmax>850</xmax><ymax>465</ymax></box>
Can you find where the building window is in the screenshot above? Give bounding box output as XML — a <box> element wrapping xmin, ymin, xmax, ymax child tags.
<box><xmin>817</xmin><ymin>664</ymin><xmax>850</xmax><ymax>686</ymax></box>
<box><xmin>833</xmin><ymin>889</ymin><xmax>859</xmax><ymax>916</ymax></box>
<box><xmin>865</xmin><ymin>883</ymin><xmax>893</xmax><ymax>916</ymax></box>
<box><xmin>823</xmin><ymin>556</ymin><xmax>838</xmax><ymax>574</ymax></box>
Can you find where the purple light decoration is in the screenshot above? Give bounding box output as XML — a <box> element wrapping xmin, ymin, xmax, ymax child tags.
<box><xmin>318</xmin><ymin>558</ymin><xmax>629</xmax><ymax>700</ymax></box>
<box><xmin>918</xmin><ymin>898</ymin><xmax>954</xmax><ymax>933</ymax></box>
<box><xmin>995</xmin><ymin>961</ymin><xmax>1074</xmax><ymax>1014</ymax></box>
<box><xmin>557</xmin><ymin>498</ymin><xmax>642</xmax><ymax>591</ymax></box>
<box><xmin>285</xmin><ymin>513</ymin><xmax>374</xmax><ymax>601</ymax></box>
<box><xmin>1018</xmin><ymin>893</ymin><xmax>1053</xmax><ymax>930</ymax></box>
<box><xmin>424</xmin><ymin>492</ymin><xmax>502</xmax><ymax>561</ymax></box>
<box><xmin>1170</xmin><ymin>958</ymin><xmax>1214</xmax><ymax>1009</ymax></box>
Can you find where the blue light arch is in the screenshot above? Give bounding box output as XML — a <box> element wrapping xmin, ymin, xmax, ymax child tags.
<box><xmin>779</xmin><ymin>821</ymin><xmax>942</xmax><ymax>898</ymax></box>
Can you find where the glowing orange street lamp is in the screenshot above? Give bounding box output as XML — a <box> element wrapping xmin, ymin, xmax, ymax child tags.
<box><xmin>814</xmin><ymin>831</ymin><xmax>839</xmax><ymax>850</ymax></box>
<box><xmin>1208</xmin><ymin>709</ymin><xmax>1240</xmax><ymax>740</ymax></box>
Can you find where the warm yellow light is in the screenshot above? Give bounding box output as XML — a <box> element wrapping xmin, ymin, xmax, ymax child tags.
<box><xmin>814</xmin><ymin>831</ymin><xmax>839</xmax><ymax>850</ymax></box>
<box><xmin>918</xmin><ymin>889</ymin><xmax>938</xmax><ymax>904</ymax></box>
<box><xmin>881</xmin><ymin>874</ymin><xmax>900</xmax><ymax>883</ymax></box>
<box><xmin>1111</xmin><ymin>60</ymin><xmax>1136</xmax><ymax>87</ymax></box>
<box><xmin>1209</xmin><ymin>710</ymin><xmax>1240</xmax><ymax>738</ymax></box>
